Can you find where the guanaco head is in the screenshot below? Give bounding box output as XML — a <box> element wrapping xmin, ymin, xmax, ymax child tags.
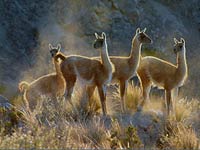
<box><xmin>173</xmin><ymin>38</ymin><xmax>185</xmax><ymax>54</ymax></box>
<box><xmin>49</xmin><ymin>43</ymin><xmax>61</xmax><ymax>57</ymax></box>
<box><xmin>93</xmin><ymin>32</ymin><xmax>106</xmax><ymax>49</ymax></box>
<box><xmin>135</xmin><ymin>28</ymin><xmax>152</xmax><ymax>44</ymax></box>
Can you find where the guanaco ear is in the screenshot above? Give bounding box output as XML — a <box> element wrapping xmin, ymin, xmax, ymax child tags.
<box><xmin>136</xmin><ymin>28</ymin><xmax>140</xmax><ymax>34</ymax></box>
<box><xmin>57</xmin><ymin>43</ymin><xmax>61</xmax><ymax>52</ymax></box>
<box><xmin>95</xmin><ymin>33</ymin><xmax>99</xmax><ymax>39</ymax></box>
<box><xmin>142</xmin><ymin>28</ymin><xmax>147</xmax><ymax>33</ymax></box>
<box><xmin>102</xmin><ymin>32</ymin><xmax>106</xmax><ymax>39</ymax></box>
<box><xmin>180</xmin><ymin>38</ymin><xmax>185</xmax><ymax>44</ymax></box>
<box><xmin>49</xmin><ymin>43</ymin><xmax>53</xmax><ymax>50</ymax></box>
<box><xmin>174</xmin><ymin>38</ymin><xmax>178</xmax><ymax>44</ymax></box>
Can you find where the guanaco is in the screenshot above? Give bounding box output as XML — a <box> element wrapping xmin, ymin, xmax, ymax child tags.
<box><xmin>137</xmin><ymin>38</ymin><xmax>188</xmax><ymax>115</ymax></box>
<box><xmin>18</xmin><ymin>44</ymin><xmax>66</xmax><ymax>110</ymax></box>
<box><xmin>94</xmin><ymin>28</ymin><xmax>152</xmax><ymax>112</ymax></box>
<box><xmin>54</xmin><ymin>32</ymin><xmax>114</xmax><ymax>115</ymax></box>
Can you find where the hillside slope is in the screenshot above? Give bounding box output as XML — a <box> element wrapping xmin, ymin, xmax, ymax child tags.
<box><xmin>0</xmin><ymin>0</ymin><xmax>199</xmax><ymax>98</ymax></box>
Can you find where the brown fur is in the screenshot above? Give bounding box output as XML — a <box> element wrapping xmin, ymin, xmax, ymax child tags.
<box><xmin>19</xmin><ymin>45</ymin><xmax>66</xmax><ymax>111</ymax></box>
<box><xmin>93</xmin><ymin>28</ymin><xmax>152</xmax><ymax>112</ymax></box>
<box><xmin>137</xmin><ymin>38</ymin><xmax>188</xmax><ymax>115</ymax></box>
<box><xmin>55</xmin><ymin>32</ymin><xmax>113</xmax><ymax>115</ymax></box>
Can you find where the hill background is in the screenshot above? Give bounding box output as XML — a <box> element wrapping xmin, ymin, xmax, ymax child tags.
<box><xmin>0</xmin><ymin>0</ymin><xmax>200</xmax><ymax>98</ymax></box>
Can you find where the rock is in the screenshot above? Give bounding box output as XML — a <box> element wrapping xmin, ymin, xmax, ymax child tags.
<box><xmin>114</xmin><ymin>110</ymin><xmax>164</xmax><ymax>147</ymax></box>
<box><xmin>0</xmin><ymin>95</ymin><xmax>12</xmax><ymax>110</ymax></box>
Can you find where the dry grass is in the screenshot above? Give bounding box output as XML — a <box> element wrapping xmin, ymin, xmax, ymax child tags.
<box><xmin>158</xmin><ymin>121</ymin><xmax>200</xmax><ymax>149</ymax></box>
<box><xmin>125</xmin><ymin>82</ymin><xmax>142</xmax><ymax>113</ymax></box>
<box><xmin>0</xmin><ymin>83</ymin><xmax>199</xmax><ymax>149</ymax></box>
<box><xmin>111</xmin><ymin>82</ymin><xmax>142</xmax><ymax>114</ymax></box>
<box><xmin>171</xmin><ymin>98</ymin><xmax>193</xmax><ymax>122</ymax></box>
<box><xmin>142</xmin><ymin>95</ymin><xmax>165</xmax><ymax>114</ymax></box>
<box><xmin>0</xmin><ymin>93</ymin><xmax>108</xmax><ymax>149</ymax></box>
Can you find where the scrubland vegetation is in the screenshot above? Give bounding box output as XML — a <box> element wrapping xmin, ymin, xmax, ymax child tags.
<box><xmin>0</xmin><ymin>83</ymin><xmax>199</xmax><ymax>149</ymax></box>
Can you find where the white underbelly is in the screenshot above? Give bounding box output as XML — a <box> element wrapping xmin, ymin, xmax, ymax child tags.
<box><xmin>151</xmin><ymin>78</ymin><xmax>165</xmax><ymax>89</ymax></box>
<box><xmin>78</xmin><ymin>75</ymin><xmax>94</xmax><ymax>85</ymax></box>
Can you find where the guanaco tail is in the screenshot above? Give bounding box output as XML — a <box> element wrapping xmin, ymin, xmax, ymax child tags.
<box><xmin>18</xmin><ymin>44</ymin><xmax>66</xmax><ymax>111</ymax></box>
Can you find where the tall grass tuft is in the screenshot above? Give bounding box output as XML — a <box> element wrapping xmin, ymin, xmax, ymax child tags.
<box><xmin>125</xmin><ymin>82</ymin><xmax>142</xmax><ymax>112</ymax></box>
<box><xmin>158</xmin><ymin>120</ymin><xmax>200</xmax><ymax>149</ymax></box>
<box><xmin>168</xmin><ymin>98</ymin><xmax>200</xmax><ymax>122</ymax></box>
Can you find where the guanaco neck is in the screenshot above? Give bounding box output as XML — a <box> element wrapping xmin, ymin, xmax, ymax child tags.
<box><xmin>176</xmin><ymin>47</ymin><xmax>187</xmax><ymax>77</ymax></box>
<box><xmin>53</xmin><ymin>58</ymin><xmax>63</xmax><ymax>78</ymax></box>
<box><xmin>55</xmin><ymin>52</ymin><xmax>66</xmax><ymax>61</ymax></box>
<box><xmin>128</xmin><ymin>36</ymin><xmax>142</xmax><ymax>67</ymax></box>
<box><xmin>100</xmin><ymin>38</ymin><xmax>113</xmax><ymax>72</ymax></box>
